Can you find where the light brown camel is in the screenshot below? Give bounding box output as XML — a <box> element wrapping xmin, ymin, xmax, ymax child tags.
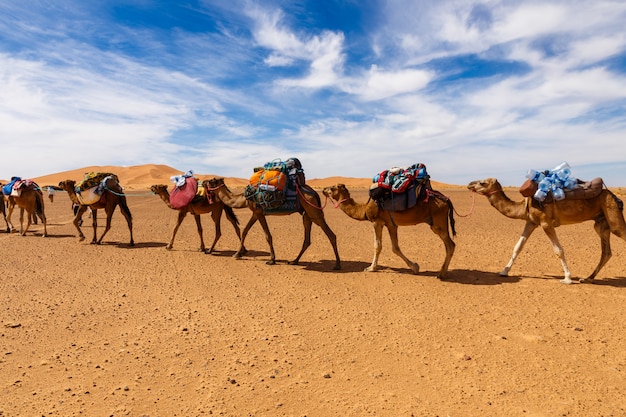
<box><xmin>206</xmin><ymin>177</ymin><xmax>341</xmax><ymax>270</ymax></box>
<box><xmin>59</xmin><ymin>177</ymin><xmax>134</xmax><ymax>246</ymax></box>
<box><xmin>5</xmin><ymin>183</ymin><xmax>48</xmax><ymax>237</ymax></box>
<box><xmin>150</xmin><ymin>184</ymin><xmax>243</xmax><ymax>253</ymax></box>
<box><xmin>467</xmin><ymin>178</ymin><xmax>626</xmax><ymax>284</ymax></box>
<box><xmin>322</xmin><ymin>183</ymin><xmax>456</xmax><ymax>278</ymax></box>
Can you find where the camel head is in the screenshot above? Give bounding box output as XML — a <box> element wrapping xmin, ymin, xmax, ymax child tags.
<box><xmin>150</xmin><ymin>184</ymin><xmax>168</xmax><ymax>194</ymax></box>
<box><xmin>322</xmin><ymin>184</ymin><xmax>350</xmax><ymax>201</ymax></box>
<box><xmin>206</xmin><ymin>177</ymin><xmax>225</xmax><ymax>189</ymax></box>
<box><xmin>467</xmin><ymin>178</ymin><xmax>502</xmax><ymax>196</ymax></box>
<box><xmin>58</xmin><ymin>180</ymin><xmax>76</xmax><ymax>192</ymax></box>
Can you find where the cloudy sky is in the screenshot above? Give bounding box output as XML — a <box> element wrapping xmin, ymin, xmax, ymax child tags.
<box><xmin>1</xmin><ymin>0</ymin><xmax>625</xmax><ymax>186</ymax></box>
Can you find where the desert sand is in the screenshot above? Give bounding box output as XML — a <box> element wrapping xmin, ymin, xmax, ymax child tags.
<box><xmin>1</xmin><ymin>165</ymin><xmax>625</xmax><ymax>416</ymax></box>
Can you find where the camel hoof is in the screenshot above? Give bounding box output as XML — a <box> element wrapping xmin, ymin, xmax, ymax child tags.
<box><xmin>288</xmin><ymin>260</ymin><xmax>299</xmax><ymax>265</ymax></box>
<box><xmin>333</xmin><ymin>263</ymin><xmax>341</xmax><ymax>271</ymax></box>
<box><xmin>364</xmin><ymin>266</ymin><xmax>376</xmax><ymax>272</ymax></box>
<box><xmin>410</xmin><ymin>263</ymin><xmax>420</xmax><ymax>274</ymax></box>
<box><xmin>579</xmin><ymin>277</ymin><xmax>594</xmax><ymax>284</ymax></box>
<box><xmin>166</xmin><ymin>245</ymin><xmax>173</xmax><ymax>250</ymax></box>
<box><xmin>266</xmin><ymin>260</ymin><xmax>276</xmax><ymax>265</ymax></box>
<box><xmin>559</xmin><ymin>278</ymin><xmax>573</xmax><ymax>285</ymax></box>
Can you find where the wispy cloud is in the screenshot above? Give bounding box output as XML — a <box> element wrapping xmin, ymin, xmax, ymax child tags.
<box><xmin>0</xmin><ymin>0</ymin><xmax>625</xmax><ymax>186</ymax></box>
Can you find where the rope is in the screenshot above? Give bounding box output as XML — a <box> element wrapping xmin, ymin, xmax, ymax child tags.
<box><xmin>103</xmin><ymin>184</ymin><xmax>154</xmax><ymax>197</ymax></box>
<box><xmin>296</xmin><ymin>183</ymin><xmax>327</xmax><ymax>210</ymax></box>
<box><xmin>451</xmin><ymin>191</ymin><xmax>476</xmax><ymax>218</ymax></box>
<box><xmin>327</xmin><ymin>194</ymin><xmax>349</xmax><ymax>208</ymax></box>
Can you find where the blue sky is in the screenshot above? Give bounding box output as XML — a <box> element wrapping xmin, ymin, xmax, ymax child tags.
<box><xmin>1</xmin><ymin>0</ymin><xmax>625</xmax><ymax>186</ymax></box>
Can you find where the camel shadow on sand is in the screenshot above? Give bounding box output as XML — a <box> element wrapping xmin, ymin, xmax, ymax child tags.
<box><xmin>537</xmin><ymin>273</ymin><xmax>626</xmax><ymax>288</ymax></box>
<box><xmin>96</xmin><ymin>241</ymin><xmax>165</xmax><ymax>249</ymax></box>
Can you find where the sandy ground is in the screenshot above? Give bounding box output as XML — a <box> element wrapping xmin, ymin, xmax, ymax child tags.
<box><xmin>1</xmin><ymin>168</ymin><xmax>626</xmax><ymax>416</ymax></box>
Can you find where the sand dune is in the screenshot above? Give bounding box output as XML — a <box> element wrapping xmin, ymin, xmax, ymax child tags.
<box><xmin>23</xmin><ymin>164</ymin><xmax>456</xmax><ymax>190</ymax></box>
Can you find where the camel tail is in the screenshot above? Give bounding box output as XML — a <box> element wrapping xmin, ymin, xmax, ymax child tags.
<box><xmin>224</xmin><ymin>204</ymin><xmax>239</xmax><ymax>225</ymax></box>
<box><xmin>446</xmin><ymin>198</ymin><xmax>457</xmax><ymax>237</ymax></box>
<box><xmin>35</xmin><ymin>192</ymin><xmax>44</xmax><ymax>216</ymax></box>
<box><xmin>605</xmin><ymin>187</ymin><xmax>624</xmax><ymax>211</ymax></box>
<box><xmin>119</xmin><ymin>196</ymin><xmax>133</xmax><ymax>220</ymax></box>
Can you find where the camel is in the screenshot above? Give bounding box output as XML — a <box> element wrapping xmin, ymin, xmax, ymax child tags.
<box><xmin>5</xmin><ymin>183</ymin><xmax>48</xmax><ymax>237</ymax></box>
<box><xmin>206</xmin><ymin>177</ymin><xmax>341</xmax><ymax>270</ymax></box>
<box><xmin>467</xmin><ymin>178</ymin><xmax>626</xmax><ymax>284</ymax></box>
<box><xmin>150</xmin><ymin>184</ymin><xmax>243</xmax><ymax>253</ymax></box>
<box><xmin>58</xmin><ymin>177</ymin><xmax>134</xmax><ymax>246</ymax></box>
<box><xmin>322</xmin><ymin>183</ymin><xmax>456</xmax><ymax>278</ymax></box>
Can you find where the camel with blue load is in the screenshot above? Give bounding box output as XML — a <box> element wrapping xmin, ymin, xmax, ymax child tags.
<box><xmin>467</xmin><ymin>177</ymin><xmax>626</xmax><ymax>284</ymax></box>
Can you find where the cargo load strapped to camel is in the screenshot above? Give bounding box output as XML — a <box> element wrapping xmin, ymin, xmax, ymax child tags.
<box><xmin>245</xmin><ymin>158</ymin><xmax>305</xmax><ymax>211</ymax></box>
<box><xmin>369</xmin><ymin>163</ymin><xmax>430</xmax><ymax>211</ymax></box>
<box><xmin>168</xmin><ymin>170</ymin><xmax>199</xmax><ymax>209</ymax></box>
<box><xmin>518</xmin><ymin>162</ymin><xmax>611</xmax><ymax>205</ymax></box>
<box><xmin>74</xmin><ymin>172</ymin><xmax>119</xmax><ymax>205</ymax></box>
<box><xmin>2</xmin><ymin>177</ymin><xmax>40</xmax><ymax>197</ymax></box>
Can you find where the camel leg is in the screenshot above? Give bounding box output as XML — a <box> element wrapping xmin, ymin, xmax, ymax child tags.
<box><xmin>20</xmin><ymin>207</ymin><xmax>33</xmax><ymax>236</ymax></box>
<box><xmin>581</xmin><ymin>219</ymin><xmax>612</xmax><ymax>283</ymax></box>
<box><xmin>1</xmin><ymin>210</ymin><xmax>8</xmax><ymax>233</ymax></box>
<box><xmin>95</xmin><ymin>208</ymin><xmax>111</xmax><ymax>244</ymax></box>
<box><xmin>73</xmin><ymin>205</ymin><xmax>88</xmax><ymax>241</ymax></box>
<box><xmin>500</xmin><ymin>222</ymin><xmax>538</xmax><ymax>276</ymax></box>
<box><xmin>118</xmin><ymin>198</ymin><xmax>134</xmax><ymax>246</ymax></box>
<box><xmin>315</xmin><ymin>218</ymin><xmax>341</xmax><ymax>270</ymax></box>
<box><xmin>167</xmin><ymin>211</ymin><xmax>187</xmax><ymax>250</ymax></box>
<box><xmin>388</xmin><ymin>224</ymin><xmax>419</xmax><ymax>274</ymax></box>
<box><xmin>193</xmin><ymin>214</ymin><xmax>206</xmax><ymax>252</ymax></box>
<box><xmin>37</xmin><ymin>210</ymin><xmax>48</xmax><ymax>237</ymax></box>
<box><xmin>234</xmin><ymin>215</ymin><xmax>258</xmax><ymax>259</ymax></box>
<box><xmin>206</xmin><ymin>209</ymin><xmax>221</xmax><ymax>254</ymax></box>
<box><xmin>1</xmin><ymin>199</ymin><xmax>8</xmax><ymax>232</ymax></box>
<box><xmin>289</xmin><ymin>213</ymin><xmax>313</xmax><ymax>266</ymax></box>
<box><xmin>224</xmin><ymin>207</ymin><xmax>246</xmax><ymax>254</ymax></box>
<box><xmin>541</xmin><ymin>226</ymin><xmax>572</xmax><ymax>284</ymax></box>
<box><xmin>366</xmin><ymin>222</ymin><xmax>385</xmax><ymax>272</ymax></box>
<box><xmin>6</xmin><ymin>201</ymin><xmax>16</xmax><ymax>232</ymax></box>
<box><xmin>256</xmin><ymin>214</ymin><xmax>276</xmax><ymax>265</ymax></box>
<box><xmin>431</xmin><ymin>223</ymin><xmax>455</xmax><ymax>279</ymax></box>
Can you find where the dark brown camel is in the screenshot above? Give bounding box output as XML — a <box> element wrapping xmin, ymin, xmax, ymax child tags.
<box><xmin>5</xmin><ymin>183</ymin><xmax>48</xmax><ymax>237</ymax></box>
<box><xmin>59</xmin><ymin>176</ymin><xmax>134</xmax><ymax>246</ymax></box>
<box><xmin>322</xmin><ymin>183</ymin><xmax>456</xmax><ymax>278</ymax></box>
<box><xmin>150</xmin><ymin>183</ymin><xmax>243</xmax><ymax>253</ymax></box>
<box><xmin>206</xmin><ymin>177</ymin><xmax>341</xmax><ymax>270</ymax></box>
<box><xmin>468</xmin><ymin>178</ymin><xmax>626</xmax><ymax>284</ymax></box>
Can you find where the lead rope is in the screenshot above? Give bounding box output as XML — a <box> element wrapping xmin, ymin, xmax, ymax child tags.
<box><xmin>296</xmin><ymin>183</ymin><xmax>328</xmax><ymax>210</ymax></box>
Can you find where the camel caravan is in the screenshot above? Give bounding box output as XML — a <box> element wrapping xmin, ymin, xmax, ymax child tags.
<box><xmin>1</xmin><ymin>160</ymin><xmax>625</xmax><ymax>284</ymax></box>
